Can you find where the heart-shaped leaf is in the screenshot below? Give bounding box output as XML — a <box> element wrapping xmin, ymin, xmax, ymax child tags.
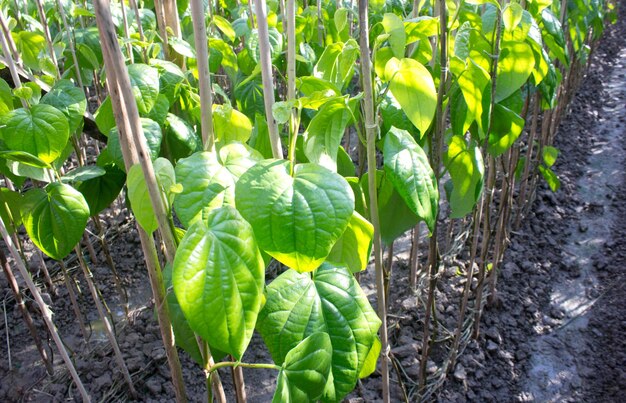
<box><xmin>41</xmin><ymin>79</ymin><xmax>87</xmax><ymax>135</ymax></box>
<box><xmin>257</xmin><ymin>264</ymin><xmax>381</xmax><ymax>401</ymax></box>
<box><xmin>0</xmin><ymin>104</ymin><xmax>70</xmax><ymax>164</ymax></box>
<box><xmin>383</xmin><ymin>127</ymin><xmax>439</xmax><ymax>232</ymax></box>
<box><xmin>76</xmin><ymin>164</ymin><xmax>126</xmax><ymax>216</ymax></box>
<box><xmin>495</xmin><ymin>41</ymin><xmax>535</xmax><ymax>102</ymax></box>
<box><xmin>21</xmin><ymin>183</ymin><xmax>90</xmax><ymax>260</ymax></box>
<box><xmin>127</xmin><ymin>164</ymin><xmax>159</xmax><ymax>233</ymax></box>
<box><xmin>174</xmin><ymin>146</ymin><xmax>262</xmax><ymax>228</ymax></box>
<box><xmin>273</xmin><ymin>332</ymin><xmax>333</xmax><ymax>403</ymax></box>
<box><xmin>127</xmin><ymin>64</ymin><xmax>160</xmax><ymax>115</ymax></box>
<box><xmin>173</xmin><ymin>206</ymin><xmax>265</xmax><ymax>359</ymax></box>
<box><xmin>236</xmin><ymin>160</ymin><xmax>354</xmax><ymax>273</ymax></box>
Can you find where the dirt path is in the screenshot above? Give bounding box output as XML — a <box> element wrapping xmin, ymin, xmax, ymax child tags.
<box><xmin>440</xmin><ymin>9</ymin><xmax>626</xmax><ymax>403</ymax></box>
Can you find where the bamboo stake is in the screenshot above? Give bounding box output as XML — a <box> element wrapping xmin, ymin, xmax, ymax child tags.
<box><xmin>190</xmin><ymin>0</ymin><xmax>215</xmax><ymax>150</ymax></box>
<box><xmin>254</xmin><ymin>0</ymin><xmax>284</xmax><ymax>159</ymax></box>
<box><xmin>418</xmin><ymin>0</ymin><xmax>447</xmax><ymax>393</ymax></box>
<box><xmin>0</xmin><ymin>218</ymin><xmax>91</xmax><ymax>401</ymax></box>
<box><xmin>34</xmin><ymin>0</ymin><xmax>61</xmax><ymax>78</ymax></box>
<box><xmin>93</xmin><ymin>2</ymin><xmax>188</xmax><ymax>401</ymax></box>
<box><xmin>0</xmin><ymin>247</ymin><xmax>54</xmax><ymax>374</ymax></box>
<box><xmin>358</xmin><ymin>1</ymin><xmax>390</xmax><ymax>401</ymax></box>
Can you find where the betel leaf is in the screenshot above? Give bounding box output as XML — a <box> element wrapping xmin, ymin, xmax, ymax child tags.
<box><xmin>502</xmin><ymin>3</ymin><xmax>524</xmax><ymax>32</ymax></box>
<box><xmin>384</xmin><ymin>57</ymin><xmax>437</xmax><ymax>136</ymax></box>
<box><xmin>487</xmin><ymin>104</ymin><xmax>524</xmax><ymax>156</ymax></box>
<box><xmin>235</xmin><ymin>160</ymin><xmax>354</xmax><ymax>273</ymax></box>
<box><xmin>21</xmin><ymin>183</ymin><xmax>90</xmax><ymax>260</ymax></box>
<box><xmin>383</xmin><ymin>127</ymin><xmax>439</xmax><ymax>232</ymax></box>
<box><xmin>0</xmin><ymin>104</ymin><xmax>70</xmax><ymax>164</ymax></box>
<box><xmin>257</xmin><ymin>264</ymin><xmax>381</xmax><ymax>401</ymax></box>
<box><xmin>14</xmin><ymin>32</ymin><xmax>46</xmax><ymax>70</ymax></box>
<box><xmin>444</xmin><ymin>135</ymin><xmax>484</xmax><ymax>218</ymax></box>
<box><xmin>0</xmin><ymin>150</ymin><xmax>51</xmax><ymax>168</ymax></box>
<box><xmin>94</xmin><ymin>96</ymin><xmax>116</xmax><ymax>135</ymax></box>
<box><xmin>0</xmin><ymin>78</ymin><xmax>13</xmax><ymax>115</ymax></box>
<box><xmin>382</xmin><ymin>13</ymin><xmax>406</xmax><ymax>59</ymax></box>
<box><xmin>76</xmin><ymin>164</ymin><xmax>126</xmax><ymax>216</ymax></box>
<box><xmin>174</xmin><ymin>146</ymin><xmax>262</xmax><ymax>228</ymax></box>
<box><xmin>127</xmin><ymin>64</ymin><xmax>160</xmax><ymax>115</ymax></box>
<box><xmin>542</xmin><ymin>145</ymin><xmax>559</xmax><ymax>167</ymax></box>
<box><xmin>538</xmin><ymin>165</ymin><xmax>560</xmax><ymax>192</ymax></box>
<box><xmin>127</xmin><ymin>164</ymin><xmax>158</xmax><ymax>233</ymax></box>
<box><xmin>108</xmin><ymin>118</ymin><xmax>162</xmax><ymax>171</ymax></box>
<box><xmin>213</xmin><ymin>104</ymin><xmax>253</xmax><ymax>143</ymax></box>
<box><xmin>495</xmin><ymin>41</ymin><xmax>535</xmax><ymax>103</ymax></box>
<box><xmin>163</xmin><ymin>263</ymin><xmax>204</xmax><ymax>366</ymax></box>
<box><xmin>61</xmin><ymin>166</ymin><xmax>106</xmax><ymax>183</ymax></box>
<box><xmin>150</xmin><ymin>59</ymin><xmax>185</xmax><ymax>105</ymax></box>
<box><xmin>327</xmin><ymin>211</ymin><xmax>374</xmax><ymax>273</ymax></box>
<box><xmin>361</xmin><ymin>170</ymin><xmax>420</xmax><ymax>245</ymax></box>
<box><xmin>173</xmin><ymin>206</ymin><xmax>265</xmax><ymax>359</ymax></box>
<box><xmin>40</xmin><ymin>80</ymin><xmax>87</xmax><ymax>135</ymax></box>
<box><xmin>161</xmin><ymin>113</ymin><xmax>200</xmax><ymax>161</ymax></box>
<box><xmin>0</xmin><ymin>188</ymin><xmax>23</xmax><ymax>235</ymax></box>
<box><xmin>273</xmin><ymin>332</ymin><xmax>333</xmax><ymax>403</ymax></box>
<box><xmin>304</xmin><ymin>98</ymin><xmax>351</xmax><ymax>172</ymax></box>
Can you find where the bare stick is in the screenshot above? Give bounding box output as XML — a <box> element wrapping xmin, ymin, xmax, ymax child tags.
<box><xmin>129</xmin><ymin>0</ymin><xmax>149</xmax><ymax>63</ymax></box>
<box><xmin>254</xmin><ymin>0</ymin><xmax>283</xmax><ymax>159</ymax></box>
<box><xmin>0</xmin><ymin>11</ymin><xmax>27</xmax><ymax>108</ymax></box>
<box><xmin>34</xmin><ymin>0</ymin><xmax>61</xmax><ymax>78</ymax></box>
<box><xmin>0</xmin><ymin>218</ymin><xmax>90</xmax><ymax>401</ymax></box>
<box><xmin>190</xmin><ymin>0</ymin><xmax>215</xmax><ymax>150</ymax></box>
<box><xmin>59</xmin><ymin>259</ymin><xmax>88</xmax><ymax>340</ymax></box>
<box><xmin>54</xmin><ymin>0</ymin><xmax>85</xmax><ymax>89</ymax></box>
<box><xmin>358</xmin><ymin>1</ymin><xmax>390</xmax><ymax>401</ymax></box>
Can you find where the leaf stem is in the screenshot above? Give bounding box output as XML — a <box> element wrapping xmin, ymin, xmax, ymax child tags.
<box><xmin>209</xmin><ymin>361</ymin><xmax>281</xmax><ymax>374</ymax></box>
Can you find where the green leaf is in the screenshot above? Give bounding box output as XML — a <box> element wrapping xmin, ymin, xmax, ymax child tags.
<box><xmin>213</xmin><ymin>15</ymin><xmax>237</xmax><ymax>42</ymax></box>
<box><xmin>496</xmin><ymin>41</ymin><xmax>535</xmax><ymax>102</ymax></box>
<box><xmin>146</xmin><ymin>94</ymin><xmax>170</xmax><ymax>125</ymax></box>
<box><xmin>273</xmin><ymin>332</ymin><xmax>333</xmax><ymax>403</ymax></box>
<box><xmin>304</xmin><ymin>98</ymin><xmax>351</xmax><ymax>171</ymax></box>
<box><xmin>384</xmin><ymin>57</ymin><xmax>437</xmax><ymax>136</ymax></box>
<box><xmin>0</xmin><ymin>104</ymin><xmax>70</xmax><ymax>164</ymax></box>
<box><xmin>359</xmin><ymin>337</ymin><xmax>381</xmax><ymax>378</ymax></box>
<box><xmin>14</xmin><ymin>32</ymin><xmax>46</xmax><ymax>70</ymax></box>
<box><xmin>41</xmin><ymin>80</ymin><xmax>87</xmax><ymax>135</ymax></box>
<box><xmin>127</xmin><ymin>164</ymin><xmax>158</xmax><ymax>233</ymax></box>
<box><xmin>257</xmin><ymin>264</ymin><xmax>381</xmax><ymax>401</ymax></box>
<box><xmin>444</xmin><ymin>135</ymin><xmax>484</xmax><ymax>218</ymax></box>
<box><xmin>127</xmin><ymin>64</ymin><xmax>160</xmax><ymax>115</ymax></box>
<box><xmin>383</xmin><ymin>127</ymin><xmax>439</xmax><ymax>231</ymax></box>
<box><xmin>150</xmin><ymin>59</ymin><xmax>186</xmax><ymax>105</ymax></box>
<box><xmin>539</xmin><ymin>165</ymin><xmax>560</xmax><ymax>192</ymax></box>
<box><xmin>487</xmin><ymin>104</ymin><xmax>524</xmax><ymax>156</ymax></box>
<box><xmin>108</xmin><ymin>118</ymin><xmax>162</xmax><ymax>171</ymax></box>
<box><xmin>0</xmin><ymin>150</ymin><xmax>51</xmax><ymax>168</ymax></box>
<box><xmin>313</xmin><ymin>40</ymin><xmax>359</xmax><ymax>90</ymax></box>
<box><xmin>162</xmin><ymin>113</ymin><xmax>200</xmax><ymax>161</ymax></box>
<box><xmin>336</xmin><ymin>146</ymin><xmax>355</xmax><ymax>177</ymax></box>
<box><xmin>169</xmin><ymin>36</ymin><xmax>196</xmax><ymax>58</ymax></box>
<box><xmin>454</xmin><ymin>59</ymin><xmax>491</xmax><ymax>137</ymax></box>
<box><xmin>542</xmin><ymin>146</ymin><xmax>559</xmax><ymax>167</ymax></box>
<box><xmin>173</xmin><ymin>206</ymin><xmax>265</xmax><ymax>359</ymax></box>
<box><xmin>21</xmin><ymin>183</ymin><xmax>90</xmax><ymax>260</ymax></box>
<box><xmin>327</xmin><ymin>211</ymin><xmax>373</xmax><ymax>273</ymax></box>
<box><xmin>213</xmin><ymin>104</ymin><xmax>253</xmax><ymax>143</ymax></box>
<box><xmin>361</xmin><ymin>170</ymin><xmax>420</xmax><ymax>245</ymax></box>
<box><xmin>94</xmin><ymin>97</ymin><xmax>116</xmax><ymax>135</ymax></box>
<box><xmin>0</xmin><ymin>188</ymin><xmax>23</xmax><ymax>235</ymax></box>
<box><xmin>382</xmin><ymin>13</ymin><xmax>407</xmax><ymax>59</ymax></box>
<box><xmin>235</xmin><ymin>160</ymin><xmax>354</xmax><ymax>273</ymax></box>
<box><xmin>154</xmin><ymin>157</ymin><xmax>177</xmax><ymax>207</ymax></box>
<box><xmin>76</xmin><ymin>164</ymin><xmax>126</xmax><ymax>216</ymax></box>
<box><xmin>163</xmin><ymin>263</ymin><xmax>204</xmax><ymax>366</ymax></box>
<box><xmin>61</xmin><ymin>165</ymin><xmax>106</xmax><ymax>183</ymax></box>
<box><xmin>502</xmin><ymin>3</ymin><xmax>524</xmax><ymax>32</ymax></box>
<box><xmin>0</xmin><ymin>78</ymin><xmax>13</xmax><ymax>115</ymax></box>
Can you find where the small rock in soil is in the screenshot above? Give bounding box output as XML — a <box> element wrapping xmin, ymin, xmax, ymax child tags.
<box><xmin>453</xmin><ymin>364</ymin><xmax>467</xmax><ymax>381</ymax></box>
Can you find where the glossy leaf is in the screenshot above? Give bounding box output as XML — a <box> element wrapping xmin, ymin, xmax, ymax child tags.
<box><xmin>41</xmin><ymin>80</ymin><xmax>87</xmax><ymax>135</ymax></box>
<box><xmin>304</xmin><ymin>98</ymin><xmax>351</xmax><ymax>171</ymax></box>
<box><xmin>0</xmin><ymin>104</ymin><xmax>70</xmax><ymax>164</ymax></box>
<box><xmin>21</xmin><ymin>183</ymin><xmax>90</xmax><ymax>260</ymax></box>
<box><xmin>257</xmin><ymin>264</ymin><xmax>381</xmax><ymax>401</ymax></box>
<box><xmin>383</xmin><ymin>127</ymin><xmax>439</xmax><ymax>232</ymax></box>
<box><xmin>173</xmin><ymin>206</ymin><xmax>265</xmax><ymax>359</ymax></box>
<box><xmin>496</xmin><ymin>42</ymin><xmax>535</xmax><ymax>103</ymax></box>
<box><xmin>108</xmin><ymin>118</ymin><xmax>162</xmax><ymax>171</ymax></box>
<box><xmin>273</xmin><ymin>332</ymin><xmax>333</xmax><ymax>403</ymax></box>
<box><xmin>235</xmin><ymin>160</ymin><xmax>354</xmax><ymax>273</ymax></box>
<box><xmin>127</xmin><ymin>164</ymin><xmax>158</xmax><ymax>233</ymax></box>
<box><xmin>213</xmin><ymin>104</ymin><xmax>253</xmax><ymax>143</ymax></box>
<box><xmin>444</xmin><ymin>135</ymin><xmax>484</xmax><ymax>218</ymax></box>
<box><xmin>76</xmin><ymin>164</ymin><xmax>126</xmax><ymax>216</ymax></box>
<box><xmin>327</xmin><ymin>211</ymin><xmax>374</xmax><ymax>273</ymax></box>
<box><xmin>162</xmin><ymin>113</ymin><xmax>200</xmax><ymax>161</ymax></box>
<box><xmin>384</xmin><ymin>57</ymin><xmax>437</xmax><ymax>136</ymax></box>
<box><xmin>127</xmin><ymin>64</ymin><xmax>160</xmax><ymax>115</ymax></box>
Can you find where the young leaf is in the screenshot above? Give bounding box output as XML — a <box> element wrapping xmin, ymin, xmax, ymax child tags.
<box><xmin>542</xmin><ymin>145</ymin><xmax>559</xmax><ymax>167</ymax></box>
<box><xmin>384</xmin><ymin>57</ymin><xmax>437</xmax><ymax>136</ymax></box>
<box><xmin>174</xmin><ymin>148</ymin><xmax>261</xmax><ymax>228</ymax></box>
<box><xmin>539</xmin><ymin>165</ymin><xmax>560</xmax><ymax>192</ymax></box>
<box><xmin>327</xmin><ymin>211</ymin><xmax>374</xmax><ymax>273</ymax></box>
<box><xmin>173</xmin><ymin>206</ymin><xmax>265</xmax><ymax>359</ymax></box>
<box><xmin>213</xmin><ymin>104</ymin><xmax>253</xmax><ymax>143</ymax></box>
<box><xmin>273</xmin><ymin>332</ymin><xmax>333</xmax><ymax>403</ymax></box>
<box><xmin>21</xmin><ymin>183</ymin><xmax>90</xmax><ymax>260</ymax></box>
<box><xmin>0</xmin><ymin>188</ymin><xmax>23</xmax><ymax>235</ymax></box>
<box><xmin>303</xmin><ymin>98</ymin><xmax>351</xmax><ymax>171</ymax></box>
<box><xmin>127</xmin><ymin>164</ymin><xmax>158</xmax><ymax>233</ymax></box>
<box><xmin>235</xmin><ymin>160</ymin><xmax>354</xmax><ymax>273</ymax></box>
<box><xmin>127</xmin><ymin>64</ymin><xmax>160</xmax><ymax>115</ymax></box>
<box><xmin>496</xmin><ymin>41</ymin><xmax>535</xmax><ymax>103</ymax></box>
<box><xmin>383</xmin><ymin>127</ymin><xmax>439</xmax><ymax>232</ymax></box>
<box><xmin>0</xmin><ymin>104</ymin><xmax>70</xmax><ymax>164</ymax></box>
<box><xmin>444</xmin><ymin>135</ymin><xmax>484</xmax><ymax>218</ymax></box>
<box><xmin>257</xmin><ymin>264</ymin><xmax>381</xmax><ymax>401</ymax></box>
<box><xmin>487</xmin><ymin>104</ymin><xmax>524</xmax><ymax>156</ymax></box>
<box><xmin>382</xmin><ymin>13</ymin><xmax>407</xmax><ymax>59</ymax></box>
<box><xmin>41</xmin><ymin>80</ymin><xmax>87</xmax><ymax>135</ymax></box>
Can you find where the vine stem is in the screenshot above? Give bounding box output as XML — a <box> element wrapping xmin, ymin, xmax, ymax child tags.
<box><xmin>358</xmin><ymin>1</ymin><xmax>390</xmax><ymax>401</ymax></box>
<box><xmin>209</xmin><ymin>361</ymin><xmax>281</xmax><ymax>373</ymax></box>
<box><xmin>0</xmin><ymin>217</ymin><xmax>91</xmax><ymax>402</ymax></box>
<box><xmin>254</xmin><ymin>0</ymin><xmax>284</xmax><ymax>159</ymax></box>
<box><xmin>190</xmin><ymin>0</ymin><xmax>216</xmax><ymax>151</ymax></box>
